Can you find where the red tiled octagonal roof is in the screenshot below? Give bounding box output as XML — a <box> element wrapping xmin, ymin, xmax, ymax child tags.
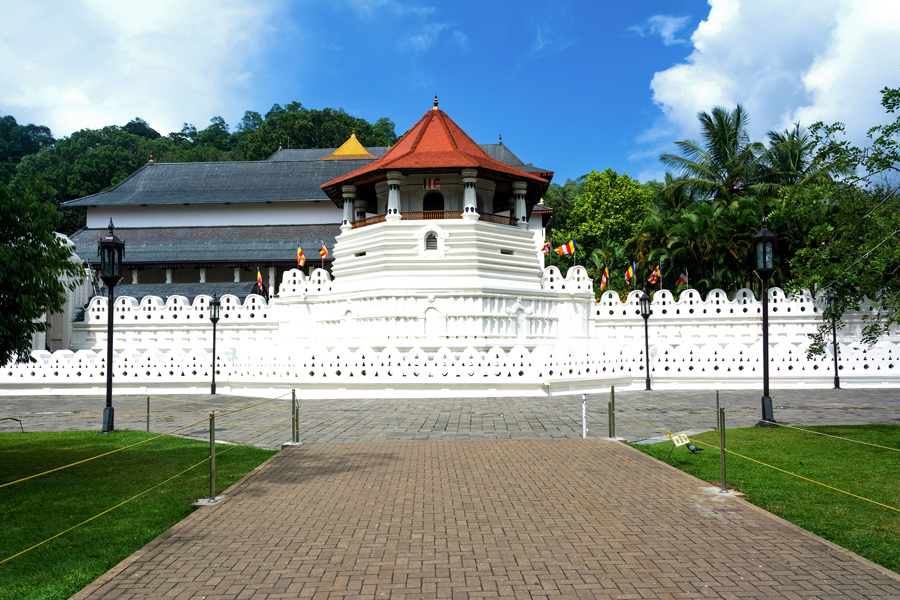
<box><xmin>322</xmin><ymin>106</ymin><xmax>550</xmax><ymax>199</ymax></box>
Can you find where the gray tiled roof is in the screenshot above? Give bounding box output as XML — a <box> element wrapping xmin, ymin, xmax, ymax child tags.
<box><xmin>63</xmin><ymin>159</ymin><xmax>379</xmax><ymax>208</ymax></box>
<box><xmin>69</xmin><ymin>224</ymin><xmax>339</xmax><ymax>266</ymax></box>
<box><xmin>267</xmin><ymin>147</ymin><xmax>391</xmax><ymax>161</ymax></box>
<box><xmin>63</xmin><ymin>144</ymin><xmax>549</xmax><ymax>209</ymax></box>
<box><xmin>479</xmin><ymin>144</ymin><xmax>552</xmax><ymax>177</ymax></box>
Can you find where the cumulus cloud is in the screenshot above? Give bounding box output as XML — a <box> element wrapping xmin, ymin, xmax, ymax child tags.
<box><xmin>647</xmin><ymin>0</ymin><xmax>900</xmax><ymax>150</ymax></box>
<box><xmin>629</xmin><ymin>15</ymin><xmax>691</xmax><ymax>46</ymax></box>
<box><xmin>0</xmin><ymin>0</ymin><xmax>278</xmax><ymax>137</ymax></box>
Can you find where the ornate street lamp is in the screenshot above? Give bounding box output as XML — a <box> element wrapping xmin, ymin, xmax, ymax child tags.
<box><xmin>639</xmin><ymin>288</ymin><xmax>652</xmax><ymax>391</ymax></box>
<box><xmin>827</xmin><ymin>291</ymin><xmax>840</xmax><ymax>389</ymax></box>
<box><xmin>752</xmin><ymin>217</ymin><xmax>776</xmax><ymax>426</ymax></box>
<box><xmin>98</xmin><ymin>219</ymin><xmax>124</xmax><ymax>434</ymax></box>
<box><xmin>209</xmin><ymin>293</ymin><xmax>221</xmax><ymax>395</ymax></box>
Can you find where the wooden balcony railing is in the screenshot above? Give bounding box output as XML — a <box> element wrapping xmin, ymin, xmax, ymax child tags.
<box><xmin>350</xmin><ymin>214</ymin><xmax>387</xmax><ymax>229</ymax></box>
<box><xmin>350</xmin><ymin>211</ymin><xmax>518</xmax><ymax>229</ymax></box>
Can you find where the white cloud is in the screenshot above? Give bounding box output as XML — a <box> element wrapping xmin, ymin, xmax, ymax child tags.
<box><xmin>646</xmin><ymin>0</ymin><xmax>900</xmax><ymax>150</ymax></box>
<box><xmin>0</xmin><ymin>0</ymin><xmax>279</xmax><ymax>137</ymax></box>
<box><xmin>402</xmin><ymin>23</ymin><xmax>449</xmax><ymax>53</ymax></box>
<box><xmin>629</xmin><ymin>15</ymin><xmax>691</xmax><ymax>46</ymax></box>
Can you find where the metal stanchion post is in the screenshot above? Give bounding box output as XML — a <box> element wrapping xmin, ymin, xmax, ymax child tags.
<box><xmin>209</xmin><ymin>412</ymin><xmax>216</xmax><ymax>503</ymax></box>
<box><xmin>609</xmin><ymin>386</ymin><xmax>616</xmax><ymax>439</ymax></box>
<box><xmin>292</xmin><ymin>389</ymin><xmax>299</xmax><ymax>444</ymax></box>
<box><xmin>146</xmin><ymin>395</ymin><xmax>150</xmax><ymax>432</ymax></box>
<box><xmin>715</xmin><ymin>390</ymin><xmax>720</xmax><ymax>430</ymax></box>
<box><xmin>582</xmin><ymin>394</ymin><xmax>587</xmax><ymax>439</ymax></box>
<box><xmin>719</xmin><ymin>407</ymin><xmax>727</xmax><ymax>494</ymax></box>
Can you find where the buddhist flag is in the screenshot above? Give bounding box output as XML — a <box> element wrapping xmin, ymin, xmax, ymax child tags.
<box><xmin>600</xmin><ymin>265</ymin><xmax>609</xmax><ymax>291</ymax></box>
<box><xmin>319</xmin><ymin>243</ymin><xmax>329</xmax><ymax>259</ymax></box>
<box><xmin>677</xmin><ymin>268</ymin><xmax>689</xmax><ymax>286</ymax></box>
<box><xmin>423</xmin><ymin>178</ymin><xmax>440</xmax><ymax>190</ymax></box>
<box><xmin>541</xmin><ymin>240</ymin><xmax>551</xmax><ymax>255</ymax></box>
<box><xmin>625</xmin><ymin>262</ymin><xmax>635</xmax><ymax>285</ymax></box>
<box><xmin>554</xmin><ymin>239</ymin><xmax>576</xmax><ymax>255</ymax></box>
<box><xmin>647</xmin><ymin>263</ymin><xmax>661</xmax><ymax>284</ymax></box>
<box><xmin>256</xmin><ymin>268</ymin><xmax>263</xmax><ymax>289</ymax></box>
<box><xmin>297</xmin><ymin>244</ymin><xmax>306</xmax><ymax>267</ymax></box>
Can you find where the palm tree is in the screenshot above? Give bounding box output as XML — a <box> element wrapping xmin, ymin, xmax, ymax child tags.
<box><xmin>757</xmin><ymin>123</ymin><xmax>851</xmax><ymax>192</ymax></box>
<box><xmin>660</xmin><ymin>105</ymin><xmax>766</xmax><ymax>203</ymax></box>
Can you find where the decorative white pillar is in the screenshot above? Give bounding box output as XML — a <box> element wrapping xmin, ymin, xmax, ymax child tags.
<box><xmin>131</xmin><ymin>270</ymin><xmax>138</xmax><ymax>285</ymax></box>
<box><xmin>386</xmin><ymin>170</ymin><xmax>402</xmax><ymax>221</ymax></box>
<box><xmin>341</xmin><ymin>185</ymin><xmax>356</xmax><ymax>230</ymax></box>
<box><xmin>199</xmin><ymin>268</ymin><xmax>206</xmax><ymax>283</ymax></box>
<box><xmin>233</xmin><ymin>268</ymin><xmax>240</xmax><ymax>283</ymax></box>
<box><xmin>165</xmin><ymin>268</ymin><xmax>173</xmax><ymax>284</ymax></box>
<box><xmin>268</xmin><ymin>267</ymin><xmax>276</xmax><ymax>292</ymax></box>
<box><xmin>354</xmin><ymin>197</ymin><xmax>367</xmax><ymax>222</ymax></box>
<box><xmin>513</xmin><ymin>181</ymin><xmax>528</xmax><ymax>227</ymax></box>
<box><xmin>462</xmin><ymin>168</ymin><xmax>479</xmax><ymax>221</ymax></box>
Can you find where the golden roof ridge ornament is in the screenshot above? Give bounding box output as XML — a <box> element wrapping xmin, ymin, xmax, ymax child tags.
<box><xmin>433</xmin><ymin>93</ymin><xmax>438</xmax><ymax>110</ymax></box>
<box><xmin>319</xmin><ymin>131</ymin><xmax>376</xmax><ymax>160</ymax></box>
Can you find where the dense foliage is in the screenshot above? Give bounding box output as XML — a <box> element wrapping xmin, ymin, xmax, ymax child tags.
<box><xmin>0</xmin><ymin>179</ymin><xmax>83</xmax><ymax>364</ymax></box>
<box><xmin>3</xmin><ymin>106</ymin><xmax>398</xmax><ymax>235</ymax></box>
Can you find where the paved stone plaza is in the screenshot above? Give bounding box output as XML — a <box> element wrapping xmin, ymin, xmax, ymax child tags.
<box><xmin>2</xmin><ymin>388</ymin><xmax>900</xmax><ymax>598</ymax></box>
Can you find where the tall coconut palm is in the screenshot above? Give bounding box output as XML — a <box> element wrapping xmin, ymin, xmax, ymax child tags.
<box><xmin>757</xmin><ymin>123</ymin><xmax>851</xmax><ymax>192</ymax></box>
<box><xmin>660</xmin><ymin>105</ymin><xmax>766</xmax><ymax>203</ymax></box>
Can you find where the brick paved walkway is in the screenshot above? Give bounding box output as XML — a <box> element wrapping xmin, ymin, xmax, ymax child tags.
<box><xmin>70</xmin><ymin>439</ymin><xmax>900</xmax><ymax>599</ymax></box>
<box><xmin>2</xmin><ymin>389</ymin><xmax>899</xmax><ymax>598</ymax></box>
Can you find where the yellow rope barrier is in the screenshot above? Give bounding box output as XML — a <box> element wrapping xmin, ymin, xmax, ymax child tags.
<box><xmin>0</xmin><ymin>417</ymin><xmax>209</xmax><ymax>490</ymax></box>
<box><xmin>615</xmin><ymin>408</ymin><xmax>900</xmax><ymax>516</ymax></box>
<box><xmin>0</xmin><ymin>456</ymin><xmax>211</xmax><ymax>565</ymax></box>
<box><xmin>761</xmin><ymin>422</ymin><xmax>900</xmax><ymax>452</ymax></box>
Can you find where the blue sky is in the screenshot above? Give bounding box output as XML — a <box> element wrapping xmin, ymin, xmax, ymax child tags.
<box><xmin>2</xmin><ymin>0</ymin><xmax>899</xmax><ymax>185</ymax></box>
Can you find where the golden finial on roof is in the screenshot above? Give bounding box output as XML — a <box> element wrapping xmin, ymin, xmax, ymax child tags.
<box><xmin>148</xmin><ymin>153</ymin><xmax>154</xmax><ymax>164</ymax></box>
<box><xmin>499</xmin><ymin>134</ymin><xmax>502</xmax><ymax>145</ymax></box>
<box><xmin>319</xmin><ymin>131</ymin><xmax>376</xmax><ymax>160</ymax></box>
<box><xmin>433</xmin><ymin>93</ymin><xmax>438</xmax><ymax>110</ymax></box>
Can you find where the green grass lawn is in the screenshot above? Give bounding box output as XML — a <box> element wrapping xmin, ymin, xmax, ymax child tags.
<box><xmin>632</xmin><ymin>424</ymin><xmax>900</xmax><ymax>573</ymax></box>
<box><xmin>0</xmin><ymin>430</ymin><xmax>276</xmax><ymax>600</ymax></box>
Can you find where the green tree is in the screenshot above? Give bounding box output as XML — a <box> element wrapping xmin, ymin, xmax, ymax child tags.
<box><xmin>0</xmin><ymin>179</ymin><xmax>83</xmax><ymax>364</ymax></box>
<box><xmin>785</xmin><ymin>86</ymin><xmax>900</xmax><ymax>346</ymax></box>
<box><xmin>123</xmin><ymin>117</ymin><xmax>161</xmax><ymax>140</ymax></box>
<box><xmin>552</xmin><ymin>169</ymin><xmax>650</xmax><ymax>284</ymax></box>
<box><xmin>238</xmin><ymin>103</ymin><xmax>398</xmax><ymax>159</ymax></box>
<box><xmin>660</xmin><ymin>105</ymin><xmax>766</xmax><ymax>202</ymax></box>
<box><xmin>0</xmin><ymin>114</ymin><xmax>55</xmax><ymax>185</ymax></box>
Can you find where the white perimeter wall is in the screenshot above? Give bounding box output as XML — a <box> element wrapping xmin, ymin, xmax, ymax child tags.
<box><xmin>4</xmin><ymin>268</ymin><xmax>898</xmax><ymax>397</ymax></box>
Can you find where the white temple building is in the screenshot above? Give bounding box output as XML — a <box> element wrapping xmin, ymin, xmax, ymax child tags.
<box><xmin>5</xmin><ymin>100</ymin><xmax>899</xmax><ymax>397</ymax></box>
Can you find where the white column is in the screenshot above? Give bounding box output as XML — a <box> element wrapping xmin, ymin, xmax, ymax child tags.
<box><xmin>341</xmin><ymin>184</ymin><xmax>356</xmax><ymax>231</ymax></box>
<box><xmin>386</xmin><ymin>170</ymin><xmax>402</xmax><ymax>221</ymax></box>
<box><xmin>233</xmin><ymin>268</ymin><xmax>240</xmax><ymax>283</ymax></box>
<box><xmin>131</xmin><ymin>270</ymin><xmax>138</xmax><ymax>285</ymax></box>
<box><xmin>268</xmin><ymin>267</ymin><xmax>276</xmax><ymax>293</ymax></box>
<box><xmin>462</xmin><ymin>168</ymin><xmax>479</xmax><ymax>221</ymax></box>
<box><xmin>199</xmin><ymin>268</ymin><xmax>206</xmax><ymax>283</ymax></box>
<box><xmin>165</xmin><ymin>268</ymin><xmax>173</xmax><ymax>284</ymax></box>
<box><xmin>513</xmin><ymin>181</ymin><xmax>528</xmax><ymax>227</ymax></box>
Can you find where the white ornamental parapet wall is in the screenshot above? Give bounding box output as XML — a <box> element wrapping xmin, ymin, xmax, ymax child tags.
<box><xmin>591</xmin><ymin>287</ymin><xmax>900</xmax><ymax>387</ymax></box>
<box><xmin>0</xmin><ymin>344</ymin><xmax>630</xmax><ymax>397</ymax></box>
<box><xmin>71</xmin><ymin>293</ymin><xmax>279</xmax><ymax>353</ymax></box>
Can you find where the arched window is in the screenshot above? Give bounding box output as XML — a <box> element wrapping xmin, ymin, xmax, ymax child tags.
<box><xmin>423</xmin><ymin>192</ymin><xmax>444</xmax><ymax>212</ymax></box>
<box><xmin>425</xmin><ymin>232</ymin><xmax>438</xmax><ymax>250</ymax></box>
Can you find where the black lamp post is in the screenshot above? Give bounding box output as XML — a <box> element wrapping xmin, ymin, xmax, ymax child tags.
<box><xmin>209</xmin><ymin>293</ymin><xmax>221</xmax><ymax>395</ymax></box>
<box><xmin>639</xmin><ymin>288</ymin><xmax>652</xmax><ymax>391</ymax></box>
<box><xmin>98</xmin><ymin>219</ymin><xmax>124</xmax><ymax>434</ymax></box>
<box><xmin>827</xmin><ymin>291</ymin><xmax>840</xmax><ymax>389</ymax></box>
<box><xmin>752</xmin><ymin>217</ymin><xmax>776</xmax><ymax>426</ymax></box>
